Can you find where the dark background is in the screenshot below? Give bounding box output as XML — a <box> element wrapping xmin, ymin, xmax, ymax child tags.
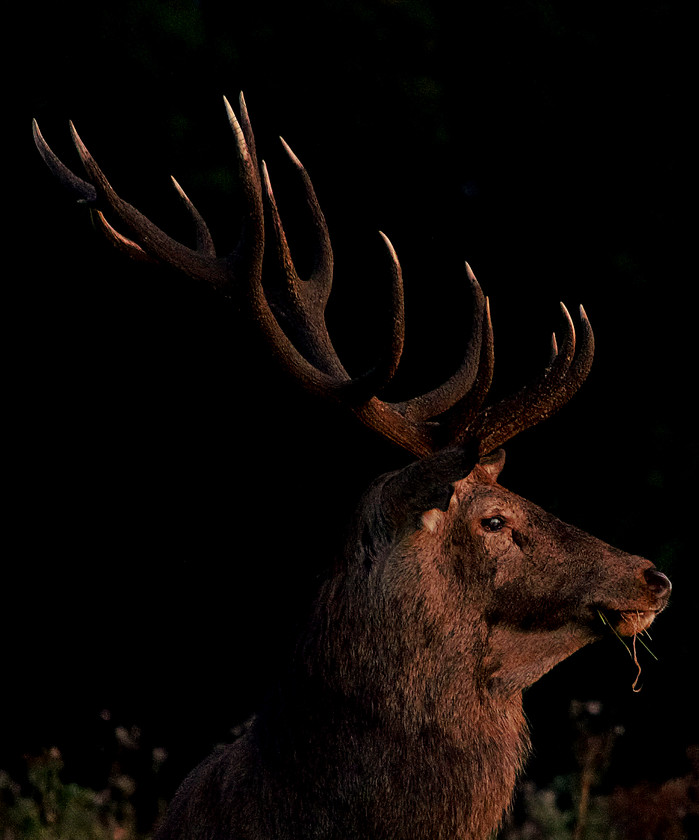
<box><xmin>11</xmin><ymin>0</ymin><xmax>696</xmax><ymax>831</ymax></box>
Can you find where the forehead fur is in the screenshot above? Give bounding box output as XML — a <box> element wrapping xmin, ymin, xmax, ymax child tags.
<box><xmin>420</xmin><ymin>457</ymin><xmax>505</xmax><ymax>533</ymax></box>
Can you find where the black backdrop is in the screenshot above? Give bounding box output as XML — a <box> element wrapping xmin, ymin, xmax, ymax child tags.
<box><xmin>11</xmin><ymin>0</ymin><xmax>696</xmax><ymax>830</ymax></box>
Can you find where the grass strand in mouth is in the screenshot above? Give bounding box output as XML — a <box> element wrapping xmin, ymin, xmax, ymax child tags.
<box><xmin>597</xmin><ymin>610</ymin><xmax>658</xmax><ymax>692</ymax></box>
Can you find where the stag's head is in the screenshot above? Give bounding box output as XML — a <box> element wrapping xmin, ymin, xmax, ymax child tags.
<box><xmin>412</xmin><ymin>451</ymin><xmax>670</xmax><ymax>695</ymax></box>
<box><xmin>33</xmin><ymin>94</ymin><xmax>671</xmax><ymax>704</ymax></box>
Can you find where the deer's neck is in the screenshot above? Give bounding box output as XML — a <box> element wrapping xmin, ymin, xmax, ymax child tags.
<box><xmin>262</xmin><ymin>570</ymin><xmax>530</xmax><ymax>839</ymax></box>
<box><xmin>267</xmin><ymin>686</ymin><xmax>526</xmax><ymax>840</ymax></box>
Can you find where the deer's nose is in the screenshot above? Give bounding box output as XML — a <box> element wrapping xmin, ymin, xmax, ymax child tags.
<box><xmin>644</xmin><ymin>568</ymin><xmax>672</xmax><ymax>597</ymax></box>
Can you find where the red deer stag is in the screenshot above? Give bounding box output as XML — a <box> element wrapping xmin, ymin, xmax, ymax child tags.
<box><xmin>34</xmin><ymin>95</ymin><xmax>671</xmax><ymax>840</ymax></box>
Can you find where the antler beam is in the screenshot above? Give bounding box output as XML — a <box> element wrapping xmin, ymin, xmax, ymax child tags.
<box><xmin>33</xmin><ymin>93</ymin><xmax>593</xmax><ymax>458</ymax></box>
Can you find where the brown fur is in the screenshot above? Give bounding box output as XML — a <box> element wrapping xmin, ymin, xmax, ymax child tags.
<box><xmin>155</xmin><ymin>449</ymin><xmax>670</xmax><ymax>839</ymax></box>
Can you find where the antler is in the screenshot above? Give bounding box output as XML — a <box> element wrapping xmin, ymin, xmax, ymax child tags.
<box><xmin>33</xmin><ymin>94</ymin><xmax>593</xmax><ymax>459</ymax></box>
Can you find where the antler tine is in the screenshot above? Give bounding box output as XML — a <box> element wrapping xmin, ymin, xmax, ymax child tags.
<box><xmin>278</xmin><ymin>137</ymin><xmax>334</xmax><ymax>301</ymax></box>
<box><xmin>261</xmin><ymin>159</ymin><xmax>301</xmax><ymax>290</ymax></box>
<box><xmin>441</xmin><ymin>296</ymin><xmax>495</xmax><ymax>445</ymax></box>
<box><xmin>32</xmin><ymin>118</ymin><xmax>97</xmax><ymax>204</ymax></box>
<box><xmin>237</xmin><ymin>92</ymin><xmax>259</xmax><ymax>175</ymax></box>
<box><xmin>474</xmin><ymin>303</ymin><xmax>594</xmax><ymax>455</ymax></box>
<box><xmin>373</xmin><ymin>232</ymin><xmax>407</xmax><ymax>392</ymax></box>
<box><xmin>171</xmin><ymin>177</ymin><xmax>216</xmax><ymax>257</ymax></box>
<box><xmin>551</xmin><ymin>304</ymin><xmax>594</xmax><ymax>403</ymax></box>
<box><xmin>391</xmin><ymin>262</ymin><xmax>488</xmax><ymax>423</ymax></box>
<box><xmin>90</xmin><ymin>210</ymin><xmax>154</xmax><ymax>263</ymax></box>
<box><xmin>223</xmin><ymin>94</ymin><xmax>263</xmax><ymax>235</ymax></box>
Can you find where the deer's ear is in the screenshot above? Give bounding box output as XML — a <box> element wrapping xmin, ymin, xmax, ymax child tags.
<box><xmin>478</xmin><ymin>449</ymin><xmax>506</xmax><ymax>482</ymax></box>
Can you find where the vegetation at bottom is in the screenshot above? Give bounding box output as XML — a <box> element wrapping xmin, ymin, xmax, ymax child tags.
<box><xmin>501</xmin><ymin>702</ymin><xmax>698</xmax><ymax>840</ymax></box>
<box><xmin>0</xmin><ymin>719</ymin><xmax>166</xmax><ymax>840</ymax></box>
<box><xmin>1</xmin><ymin>704</ymin><xmax>696</xmax><ymax>840</ymax></box>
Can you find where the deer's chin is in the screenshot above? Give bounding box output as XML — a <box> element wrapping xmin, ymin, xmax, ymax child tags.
<box><xmin>609</xmin><ymin>609</ymin><xmax>657</xmax><ymax>636</ymax></box>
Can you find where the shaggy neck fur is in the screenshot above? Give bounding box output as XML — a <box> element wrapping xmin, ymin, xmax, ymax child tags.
<box><xmin>256</xmin><ymin>528</ymin><xmax>532</xmax><ymax>840</ymax></box>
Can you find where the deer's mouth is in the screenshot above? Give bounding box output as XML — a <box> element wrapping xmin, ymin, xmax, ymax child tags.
<box><xmin>593</xmin><ymin>569</ymin><xmax>671</xmax><ymax>638</ymax></box>
<box><xmin>601</xmin><ymin>609</ymin><xmax>658</xmax><ymax>637</ymax></box>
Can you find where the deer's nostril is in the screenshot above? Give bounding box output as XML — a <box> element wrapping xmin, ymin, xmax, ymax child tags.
<box><xmin>644</xmin><ymin>568</ymin><xmax>672</xmax><ymax>597</ymax></box>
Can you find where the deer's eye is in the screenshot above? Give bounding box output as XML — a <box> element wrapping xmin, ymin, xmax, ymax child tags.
<box><xmin>482</xmin><ymin>516</ymin><xmax>506</xmax><ymax>532</ymax></box>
